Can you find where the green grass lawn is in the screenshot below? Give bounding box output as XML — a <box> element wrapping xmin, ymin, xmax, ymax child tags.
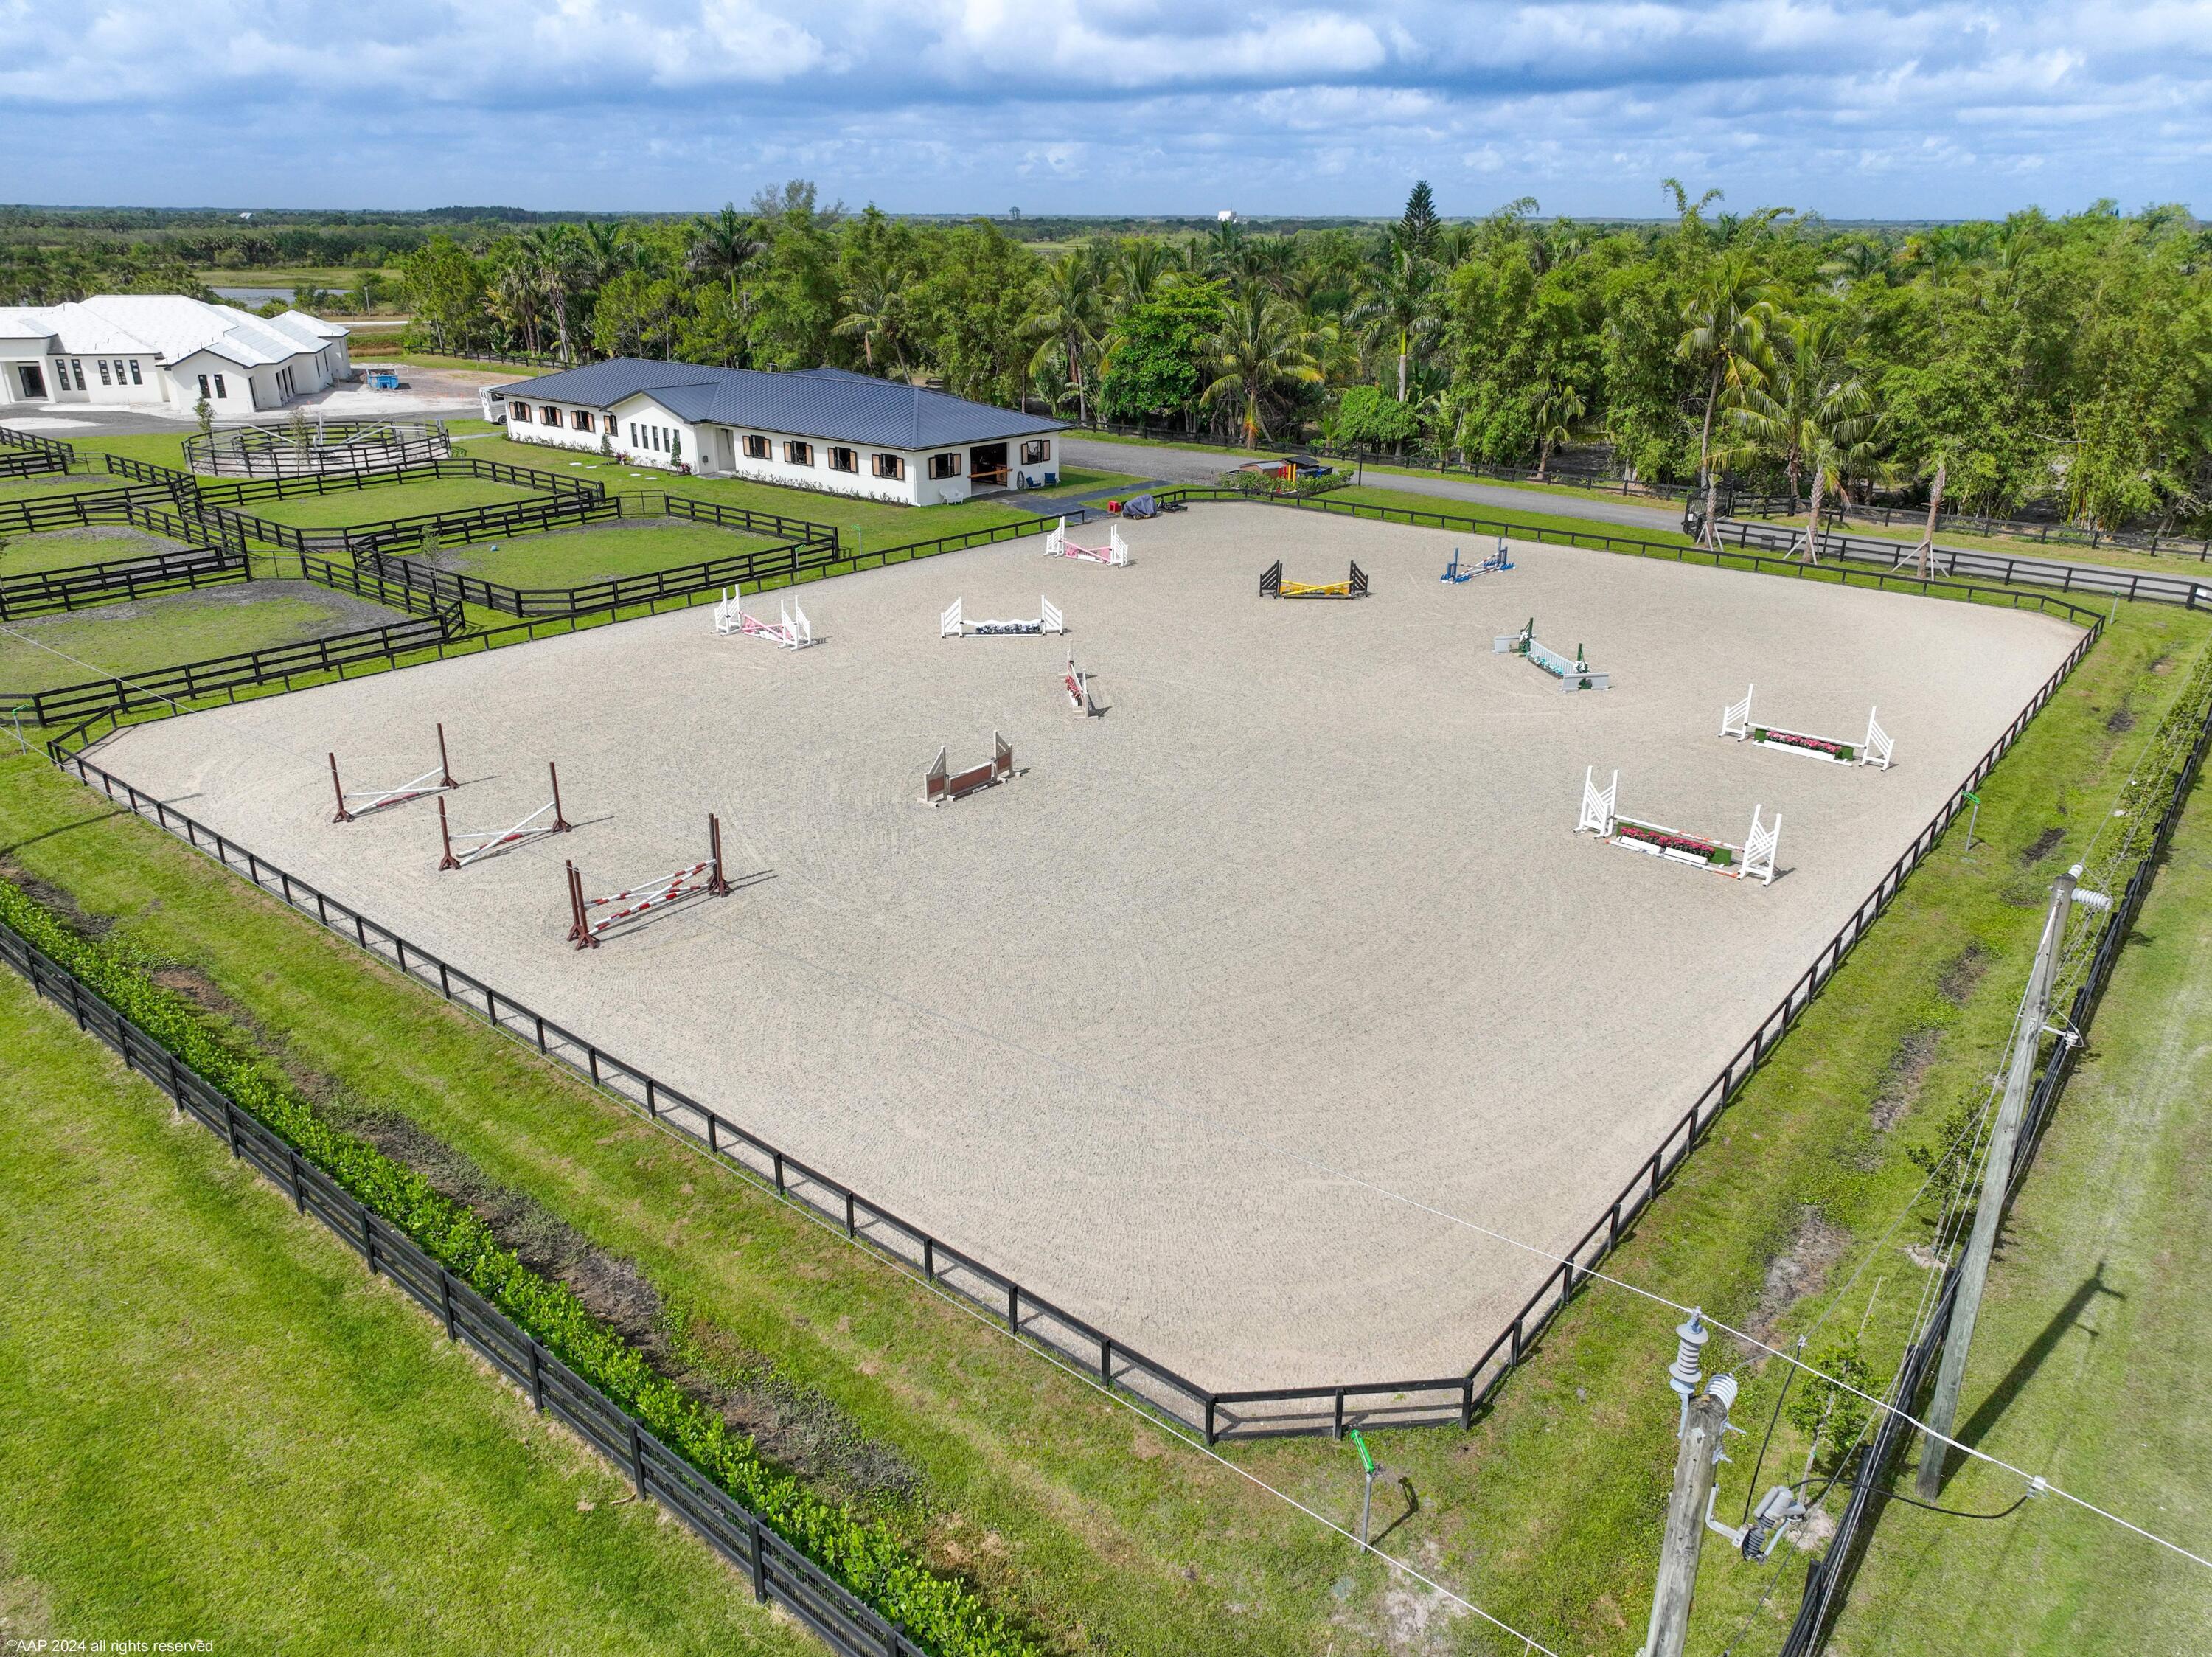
<box><xmin>439</xmin><ymin>520</ymin><xmax>786</xmax><ymax>590</ymax></box>
<box><xmin>0</xmin><ymin>584</ymin><xmax>406</xmax><ymax>696</ymax></box>
<box><xmin>1048</xmin><ymin>465</ymin><xmax>1150</xmax><ymax>493</ymax></box>
<box><xmin>1321</xmin><ymin>481</ymin><xmax>1699</xmax><ymax>549</ymax></box>
<box><xmin>234</xmin><ymin>476</ymin><xmax>546</xmax><ymax>531</ymax></box>
<box><xmin>1751</xmin><ymin>512</ymin><xmax>2212</xmax><ymax>582</ymax></box>
<box><xmin>0</xmin><ymin>583</ymin><xmax>2199</xmax><ymax>1654</ymax></box>
<box><xmin>0</xmin><ymin>471</ymin><xmax>133</xmax><ymax>503</ymax></box>
<box><xmin>0</xmin><ymin>969</ymin><xmax>815</xmax><ymax>1656</ymax></box>
<box><xmin>1</xmin><ymin>526</ymin><xmax>193</xmax><ymax>577</ymax></box>
<box><xmin>455</xmin><ymin>423</ymin><xmax>1040</xmax><ymax>551</ymax></box>
<box><xmin>1822</xmin><ymin>770</ymin><xmax>2212</xmax><ymax>1656</ymax></box>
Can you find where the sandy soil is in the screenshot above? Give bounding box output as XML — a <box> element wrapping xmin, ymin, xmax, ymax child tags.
<box><xmin>94</xmin><ymin>507</ymin><xmax>2084</xmax><ymax>1391</ymax></box>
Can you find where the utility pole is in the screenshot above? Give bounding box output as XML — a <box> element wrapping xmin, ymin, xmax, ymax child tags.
<box><xmin>1638</xmin><ymin>1310</ymin><xmax>1739</xmax><ymax>1657</ymax></box>
<box><xmin>1916</xmin><ymin>866</ymin><xmax>2100</xmax><ymax>1496</ymax></box>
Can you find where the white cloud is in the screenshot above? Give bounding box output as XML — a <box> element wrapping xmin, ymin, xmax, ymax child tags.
<box><xmin>1</xmin><ymin>1</ymin><xmax>2206</xmax><ymax>215</ymax></box>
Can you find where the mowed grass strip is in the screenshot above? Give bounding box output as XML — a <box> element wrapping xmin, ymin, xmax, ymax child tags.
<box><xmin>0</xmin><ymin>583</ymin><xmax>410</xmax><ymax>695</ymax></box>
<box><xmin>1825</xmin><ymin>768</ymin><xmax>2212</xmax><ymax>1656</ymax></box>
<box><xmin>439</xmin><ymin>519</ymin><xmax>789</xmax><ymax>590</ymax></box>
<box><xmin>234</xmin><ymin>474</ymin><xmax>549</xmax><ymax>530</ymax></box>
<box><xmin>0</xmin><ymin>597</ymin><xmax>2201</xmax><ymax>1654</ymax></box>
<box><xmin>0</xmin><ymin>968</ymin><xmax>816</xmax><ymax>1656</ymax></box>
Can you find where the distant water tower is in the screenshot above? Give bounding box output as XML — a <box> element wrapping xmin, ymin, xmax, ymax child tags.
<box><xmin>1217</xmin><ymin>209</ymin><xmax>1235</xmax><ymax>223</ymax></box>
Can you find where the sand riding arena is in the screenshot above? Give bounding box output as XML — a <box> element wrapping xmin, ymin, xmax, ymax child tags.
<box><xmin>91</xmin><ymin>504</ymin><xmax>2087</xmax><ymax>1423</ymax></box>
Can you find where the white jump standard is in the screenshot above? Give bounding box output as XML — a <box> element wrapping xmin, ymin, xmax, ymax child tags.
<box><xmin>438</xmin><ymin>761</ymin><xmax>571</xmax><ymax>871</ymax></box>
<box><xmin>1721</xmin><ymin>685</ymin><xmax>1893</xmax><ymax>769</ymax></box>
<box><xmin>1441</xmin><ymin>541</ymin><xmax>1514</xmax><ymax>583</ymax></box>
<box><xmin>1495</xmin><ymin>619</ymin><xmax>1609</xmax><ymax>692</ymax></box>
<box><xmin>925</xmin><ymin>732</ymin><xmax>1015</xmax><ymax>805</ymax></box>
<box><xmin>329</xmin><ymin>723</ymin><xmax>457</xmax><ymax>822</ymax></box>
<box><xmin>942</xmin><ymin>597</ymin><xmax>1064</xmax><ymax>638</ymax></box>
<box><xmin>714</xmin><ymin>584</ymin><xmax>815</xmax><ymax>649</ymax></box>
<box><xmin>566</xmin><ymin>814</ymin><xmax>731</xmax><ymax>949</ymax></box>
<box><xmin>1577</xmin><ymin>767</ymin><xmax>1781</xmax><ymax>886</ymax></box>
<box><xmin>1044</xmin><ymin>518</ymin><xmax>1130</xmax><ymax>566</ymax></box>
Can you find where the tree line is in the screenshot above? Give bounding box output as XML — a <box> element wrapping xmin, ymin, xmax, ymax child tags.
<box><xmin>7</xmin><ymin>182</ymin><xmax>2208</xmax><ymax>532</ymax></box>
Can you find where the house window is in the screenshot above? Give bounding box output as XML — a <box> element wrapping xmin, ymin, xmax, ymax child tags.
<box><xmin>127</xmin><ymin>360</ymin><xmax>142</xmax><ymax>385</ymax></box>
<box><xmin>1021</xmin><ymin>439</ymin><xmax>1048</xmax><ymax>465</ymax></box>
<box><xmin>511</xmin><ymin>403</ymin><xmax>532</xmax><ymax>423</ymax></box>
<box><xmin>572</xmin><ymin>411</ymin><xmax>594</xmax><ymax>434</ymax></box>
<box><xmin>872</xmin><ymin>453</ymin><xmax>906</xmax><ymax>480</ymax></box>
<box><xmin>785</xmin><ymin>440</ymin><xmax>814</xmax><ymax>467</ymax></box>
<box><xmin>97</xmin><ymin>360</ymin><xmax>112</xmax><ymax>386</ymax></box>
<box><xmin>70</xmin><ymin>359</ymin><xmax>86</xmax><ymax>389</ymax></box>
<box><xmin>743</xmin><ymin>434</ymin><xmax>770</xmax><ymax>460</ymax></box>
<box><xmin>196</xmin><ymin>373</ymin><xmax>209</xmax><ymax>398</ymax></box>
<box><xmin>52</xmin><ymin>358</ymin><xmax>68</xmax><ymax>389</ymax></box>
<box><xmin>928</xmin><ymin>452</ymin><xmax>961</xmax><ymax>480</ymax></box>
<box><xmin>543</xmin><ymin>407</ymin><xmax>563</xmax><ymax>428</ymax></box>
<box><xmin>827</xmin><ymin>446</ymin><xmax>858</xmax><ymax>473</ymax></box>
<box><xmin>213</xmin><ymin>373</ymin><xmax>226</xmax><ymax>398</ymax></box>
<box><xmin>627</xmin><ymin>422</ymin><xmax>637</xmax><ymax>444</ymax></box>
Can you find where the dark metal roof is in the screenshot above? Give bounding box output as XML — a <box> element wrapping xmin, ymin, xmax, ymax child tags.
<box><xmin>507</xmin><ymin>359</ymin><xmax>1064</xmax><ymax>450</ymax></box>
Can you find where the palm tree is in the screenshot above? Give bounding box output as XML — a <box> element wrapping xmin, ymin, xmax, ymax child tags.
<box><xmin>687</xmin><ymin>204</ymin><xmax>763</xmax><ymax>301</ymax></box>
<box><xmin>835</xmin><ymin>258</ymin><xmax>908</xmax><ymax>376</ymax></box>
<box><xmin>1677</xmin><ymin>250</ymin><xmax>1779</xmax><ymax>544</ymax></box>
<box><xmin>519</xmin><ymin>225</ymin><xmax>582</xmax><ymax>363</ymax></box>
<box><xmin>1349</xmin><ymin>229</ymin><xmax>1439</xmax><ymax>401</ymax></box>
<box><xmin>1727</xmin><ymin>313</ymin><xmax>1881</xmax><ymax>563</ymax></box>
<box><xmin>1023</xmin><ymin>249</ymin><xmax>1107</xmax><ymax>425</ymax></box>
<box><xmin>1198</xmin><ymin>291</ymin><xmax>1323</xmax><ymax>445</ymax></box>
<box><xmin>1113</xmin><ymin>237</ymin><xmax>1171</xmax><ymax>310</ymax></box>
<box><xmin>1531</xmin><ymin>378</ymin><xmax>1586</xmax><ymax>481</ymax></box>
<box><xmin>487</xmin><ymin>243</ymin><xmax>546</xmax><ymax>358</ymax></box>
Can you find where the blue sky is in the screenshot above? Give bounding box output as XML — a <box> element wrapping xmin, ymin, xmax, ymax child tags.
<box><xmin>7</xmin><ymin>1</ymin><xmax>2208</xmax><ymax>220</ymax></box>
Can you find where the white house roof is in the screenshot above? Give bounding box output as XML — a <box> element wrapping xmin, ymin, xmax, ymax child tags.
<box><xmin>0</xmin><ymin>295</ymin><xmax>346</xmax><ymax>369</ymax></box>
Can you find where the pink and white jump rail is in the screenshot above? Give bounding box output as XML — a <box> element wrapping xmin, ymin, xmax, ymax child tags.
<box><xmin>1579</xmin><ymin>766</ymin><xmax>1781</xmax><ymax>886</ymax></box>
<box><xmin>1721</xmin><ymin>684</ymin><xmax>1893</xmax><ymax>770</ymax></box>
<box><xmin>1064</xmin><ymin>658</ymin><xmax>1099</xmax><ymax>716</ymax></box>
<box><xmin>328</xmin><ymin>723</ymin><xmax>456</xmax><ymax>822</ymax></box>
<box><xmin>1044</xmin><ymin>517</ymin><xmax>1130</xmax><ymax>566</ymax></box>
<box><xmin>714</xmin><ymin>584</ymin><xmax>814</xmax><ymax>649</ymax></box>
<box><xmin>566</xmin><ymin>814</ymin><xmax>731</xmax><ymax>949</ymax></box>
<box><xmin>438</xmin><ymin>760</ymin><xmax>571</xmax><ymax>871</ymax></box>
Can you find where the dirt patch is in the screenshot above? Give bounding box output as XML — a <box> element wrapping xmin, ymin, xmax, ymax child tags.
<box><xmin>1938</xmin><ymin>943</ymin><xmax>1990</xmax><ymax>1005</ymax></box>
<box><xmin>2020</xmin><ymin>826</ymin><xmax>2068</xmax><ymax>866</ymax></box>
<box><xmin>1871</xmin><ymin>1028</ymin><xmax>1941</xmax><ymax>1131</ymax></box>
<box><xmin>1739</xmin><ymin>1206</ymin><xmax>1851</xmax><ymax>1353</ymax></box>
<box><xmin>0</xmin><ymin>861</ymin><xmax>116</xmax><ymax>937</ymax></box>
<box><xmin>315</xmin><ymin>1096</ymin><xmax>914</xmax><ymax>1505</ymax></box>
<box><xmin>2105</xmin><ymin>705</ymin><xmax>2138</xmax><ymax>734</ymax></box>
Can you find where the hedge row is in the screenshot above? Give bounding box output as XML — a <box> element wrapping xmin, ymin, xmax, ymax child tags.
<box><xmin>0</xmin><ymin>877</ymin><xmax>1038</xmax><ymax>1657</ymax></box>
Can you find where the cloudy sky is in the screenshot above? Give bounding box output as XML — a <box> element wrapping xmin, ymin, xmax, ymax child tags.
<box><xmin>7</xmin><ymin>1</ymin><xmax>2209</xmax><ymax>220</ymax></box>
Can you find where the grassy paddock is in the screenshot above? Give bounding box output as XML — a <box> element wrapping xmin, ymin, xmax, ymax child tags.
<box><xmin>0</xmin><ymin>472</ymin><xmax>133</xmax><ymax>504</ymax></box>
<box><xmin>235</xmin><ymin>474</ymin><xmax>548</xmax><ymax>530</ymax></box>
<box><xmin>434</xmin><ymin>518</ymin><xmax>788</xmax><ymax>589</ymax></box>
<box><xmin>0</xmin><ymin>585</ymin><xmax>2199</xmax><ymax>1653</ymax></box>
<box><xmin>456</xmin><ymin>423</ymin><xmax>1040</xmax><ymax>549</ymax></box>
<box><xmin>0</xmin><ymin>583</ymin><xmax>409</xmax><ymax>696</ymax></box>
<box><xmin>1</xmin><ymin>525</ymin><xmax>195</xmax><ymax>576</ymax></box>
<box><xmin>0</xmin><ymin>969</ymin><xmax>813</xmax><ymax>1656</ymax></box>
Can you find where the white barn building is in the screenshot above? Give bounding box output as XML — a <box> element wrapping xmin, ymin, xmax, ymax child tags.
<box><xmin>493</xmin><ymin>360</ymin><xmax>1065</xmax><ymax>507</ymax></box>
<box><xmin>0</xmin><ymin>295</ymin><xmax>351</xmax><ymax>414</ymax></box>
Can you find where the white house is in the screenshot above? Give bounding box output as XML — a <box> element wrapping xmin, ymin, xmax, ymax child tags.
<box><xmin>492</xmin><ymin>360</ymin><xmax>1066</xmax><ymax>507</ymax></box>
<box><xmin>0</xmin><ymin>294</ymin><xmax>351</xmax><ymax>414</ymax></box>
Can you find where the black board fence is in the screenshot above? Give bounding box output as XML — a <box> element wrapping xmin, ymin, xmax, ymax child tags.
<box><xmin>1778</xmin><ymin>664</ymin><xmax>2212</xmax><ymax>1656</ymax></box>
<box><xmin>1722</xmin><ymin>489</ymin><xmax>2212</xmax><ymax>562</ymax></box>
<box><xmin>4</xmin><ymin>600</ymin><xmax>465</xmax><ymax>729</ymax></box>
<box><xmin>38</xmin><ymin>517</ymin><xmax>2107</xmax><ymax>1442</ymax></box>
<box><xmin>0</xmin><ymin>445</ymin><xmax>71</xmax><ymax>482</ymax></box>
<box><xmin>0</xmin><ymin>422</ymin><xmax>76</xmax><ymax>462</ymax></box>
<box><xmin>0</xmin><ymin>544</ymin><xmax>251</xmax><ymax>619</ymax></box>
<box><xmin>184</xmin><ymin>418</ymin><xmax>451</xmax><ymax>478</ymax></box>
<box><xmin>0</xmin><ymin>916</ymin><xmax>944</xmax><ymax>1657</ymax></box>
<box><xmin>1714</xmin><ymin>516</ymin><xmax>2212</xmax><ymax>609</ymax></box>
<box><xmin>0</xmin><ymin>479</ymin><xmax>192</xmax><ymax>536</ymax></box>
